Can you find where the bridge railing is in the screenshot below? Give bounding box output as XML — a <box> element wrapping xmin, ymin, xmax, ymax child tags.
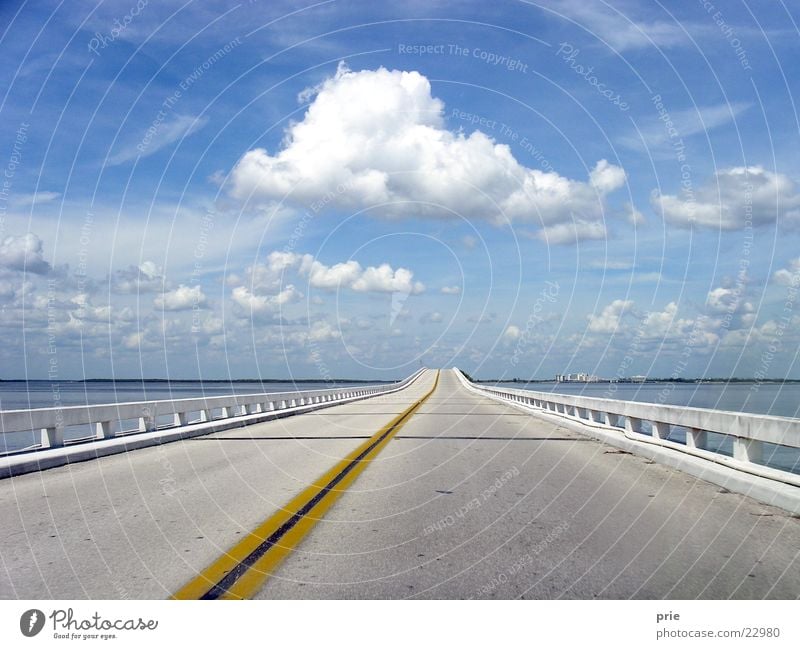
<box><xmin>454</xmin><ymin>368</ymin><xmax>800</xmax><ymax>486</ymax></box>
<box><xmin>1</xmin><ymin>369</ymin><xmax>426</xmax><ymax>456</ymax></box>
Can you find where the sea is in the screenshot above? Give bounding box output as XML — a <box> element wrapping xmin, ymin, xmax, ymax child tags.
<box><xmin>0</xmin><ymin>380</ymin><xmax>367</xmax><ymax>411</ymax></box>
<box><xmin>491</xmin><ymin>380</ymin><xmax>800</xmax><ymax>419</ymax></box>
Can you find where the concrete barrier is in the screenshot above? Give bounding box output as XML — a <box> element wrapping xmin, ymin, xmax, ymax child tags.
<box><xmin>0</xmin><ymin>369</ymin><xmax>427</xmax><ymax>478</ymax></box>
<box><xmin>454</xmin><ymin>368</ymin><xmax>800</xmax><ymax>513</ymax></box>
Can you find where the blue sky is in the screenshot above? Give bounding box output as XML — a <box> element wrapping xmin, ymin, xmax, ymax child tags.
<box><xmin>1</xmin><ymin>0</ymin><xmax>799</xmax><ymax>380</ymax></box>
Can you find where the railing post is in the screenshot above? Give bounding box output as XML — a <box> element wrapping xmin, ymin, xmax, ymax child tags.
<box><xmin>140</xmin><ymin>409</ymin><xmax>155</xmax><ymax>432</ymax></box>
<box><xmin>733</xmin><ymin>437</ymin><xmax>763</xmax><ymax>464</ymax></box>
<box><xmin>625</xmin><ymin>416</ymin><xmax>643</xmax><ymax>435</ymax></box>
<box><xmin>41</xmin><ymin>426</ymin><xmax>64</xmax><ymax>448</ymax></box>
<box><xmin>653</xmin><ymin>422</ymin><xmax>671</xmax><ymax>441</ymax></box>
<box><xmin>685</xmin><ymin>427</ymin><xmax>706</xmax><ymax>449</ymax></box>
<box><xmin>96</xmin><ymin>420</ymin><xmax>115</xmax><ymax>439</ymax></box>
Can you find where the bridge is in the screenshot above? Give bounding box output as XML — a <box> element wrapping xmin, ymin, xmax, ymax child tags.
<box><xmin>1</xmin><ymin>369</ymin><xmax>799</xmax><ymax>599</ymax></box>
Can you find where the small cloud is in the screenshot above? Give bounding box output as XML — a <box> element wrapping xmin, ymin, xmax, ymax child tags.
<box><xmin>587</xmin><ymin>299</ymin><xmax>633</xmax><ymax>334</ymax></box>
<box><xmin>536</xmin><ymin>220</ymin><xmax>606</xmax><ymax>245</ymax></box>
<box><xmin>112</xmin><ymin>261</ymin><xmax>164</xmax><ymax>294</ymax></box>
<box><xmin>622</xmin><ymin>202</ymin><xmax>645</xmax><ymax>225</ymax></box>
<box><xmin>154</xmin><ymin>284</ymin><xmax>207</xmax><ymax>311</ymax></box>
<box><xmin>9</xmin><ymin>191</ymin><xmax>60</xmax><ymax>208</ymax></box>
<box><xmin>0</xmin><ymin>233</ymin><xmax>51</xmax><ymax>274</ymax></box>
<box><xmin>420</xmin><ymin>311</ymin><xmax>443</xmax><ymax>324</ymax></box>
<box><xmin>503</xmin><ymin>325</ymin><xmax>521</xmax><ymax>342</ymax></box>
<box><xmin>773</xmin><ymin>258</ymin><xmax>800</xmax><ymax>286</ymax></box>
<box><xmin>230</xmin><ymin>284</ymin><xmax>300</xmax><ymax>315</ymax></box>
<box><xmin>462</xmin><ymin>235</ymin><xmax>478</xmax><ymax>250</ymax></box>
<box><xmin>441</xmin><ymin>285</ymin><xmax>461</xmax><ymax>295</ymax></box>
<box><xmin>588</xmin><ymin>260</ymin><xmax>633</xmax><ymax>270</ymax></box>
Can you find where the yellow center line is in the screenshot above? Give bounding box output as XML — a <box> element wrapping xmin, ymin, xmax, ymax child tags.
<box><xmin>172</xmin><ymin>369</ymin><xmax>440</xmax><ymax>600</ymax></box>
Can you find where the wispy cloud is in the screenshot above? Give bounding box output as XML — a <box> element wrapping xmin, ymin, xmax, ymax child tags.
<box><xmin>538</xmin><ymin>0</ymin><xmax>688</xmax><ymax>51</ymax></box>
<box><xmin>107</xmin><ymin>113</ymin><xmax>209</xmax><ymax>166</ymax></box>
<box><xmin>9</xmin><ymin>191</ymin><xmax>60</xmax><ymax>208</ymax></box>
<box><xmin>619</xmin><ymin>102</ymin><xmax>751</xmax><ymax>155</ymax></box>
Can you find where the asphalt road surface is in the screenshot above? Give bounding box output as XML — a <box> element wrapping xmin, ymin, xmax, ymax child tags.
<box><xmin>1</xmin><ymin>369</ymin><xmax>798</xmax><ymax>599</ymax></box>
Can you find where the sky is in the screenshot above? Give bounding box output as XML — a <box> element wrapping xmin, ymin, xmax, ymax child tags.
<box><xmin>1</xmin><ymin>0</ymin><xmax>799</xmax><ymax>381</ymax></box>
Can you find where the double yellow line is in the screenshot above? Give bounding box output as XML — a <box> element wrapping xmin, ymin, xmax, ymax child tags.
<box><xmin>173</xmin><ymin>370</ymin><xmax>440</xmax><ymax>600</ymax></box>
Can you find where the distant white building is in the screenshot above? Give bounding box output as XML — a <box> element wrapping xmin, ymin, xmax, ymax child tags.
<box><xmin>555</xmin><ymin>372</ymin><xmax>600</xmax><ymax>383</ymax></box>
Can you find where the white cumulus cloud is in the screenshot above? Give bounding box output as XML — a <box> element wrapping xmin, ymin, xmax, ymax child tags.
<box><xmin>154</xmin><ymin>284</ymin><xmax>207</xmax><ymax>311</ymax></box>
<box><xmin>587</xmin><ymin>299</ymin><xmax>633</xmax><ymax>333</ymax></box>
<box><xmin>773</xmin><ymin>258</ymin><xmax>800</xmax><ymax>286</ymax></box>
<box><xmin>651</xmin><ymin>166</ymin><xmax>800</xmax><ymax>230</ymax></box>
<box><xmin>0</xmin><ymin>233</ymin><xmax>51</xmax><ymax>274</ymax></box>
<box><xmin>230</xmin><ymin>284</ymin><xmax>301</xmax><ymax>315</ymax></box>
<box><xmin>350</xmin><ymin>264</ymin><xmax>424</xmax><ymax>294</ymax></box>
<box><xmin>229</xmin><ymin>63</ymin><xmax>625</xmax><ymax>237</ymax></box>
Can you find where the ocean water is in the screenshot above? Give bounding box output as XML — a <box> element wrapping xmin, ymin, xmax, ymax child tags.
<box><xmin>491</xmin><ymin>381</ymin><xmax>800</xmax><ymax>419</ymax></box>
<box><xmin>492</xmin><ymin>381</ymin><xmax>800</xmax><ymax>474</ymax></box>
<box><xmin>0</xmin><ymin>380</ymin><xmax>372</xmax><ymax>411</ymax></box>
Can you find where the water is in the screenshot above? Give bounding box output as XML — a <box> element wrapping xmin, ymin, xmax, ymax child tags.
<box><xmin>491</xmin><ymin>381</ymin><xmax>800</xmax><ymax>419</ymax></box>
<box><xmin>491</xmin><ymin>380</ymin><xmax>800</xmax><ymax>475</ymax></box>
<box><xmin>0</xmin><ymin>380</ymin><xmax>378</xmax><ymax>411</ymax></box>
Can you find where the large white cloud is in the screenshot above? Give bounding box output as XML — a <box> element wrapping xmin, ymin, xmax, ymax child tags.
<box><xmin>651</xmin><ymin>166</ymin><xmax>800</xmax><ymax>230</ymax></box>
<box><xmin>0</xmin><ymin>233</ymin><xmax>51</xmax><ymax>274</ymax></box>
<box><xmin>229</xmin><ymin>64</ymin><xmax>625</xmax><ymax>236</ymax></box>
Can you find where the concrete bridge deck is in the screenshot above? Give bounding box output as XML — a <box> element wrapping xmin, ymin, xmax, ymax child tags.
<box><xmin>1</xmin><ymin>369</ymin><xmax>798</xmax><ymax>599</ymax></box>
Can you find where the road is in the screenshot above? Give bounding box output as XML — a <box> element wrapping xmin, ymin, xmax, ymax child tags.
<box><xmin>1</xmin><ymin>369</ymin><xmax>798</xmax><ymax>599</ymax></box>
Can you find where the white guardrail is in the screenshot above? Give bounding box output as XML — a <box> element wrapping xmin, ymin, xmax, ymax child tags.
<box><xmin>454</xmin><ymin>368</ymin><xmax>800</xmax><ymax>488</ymax></box>
<box><xmin>1</xmin><ymin>368</ymin><xmax>426</xmax><ymax>457</ymax></box>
